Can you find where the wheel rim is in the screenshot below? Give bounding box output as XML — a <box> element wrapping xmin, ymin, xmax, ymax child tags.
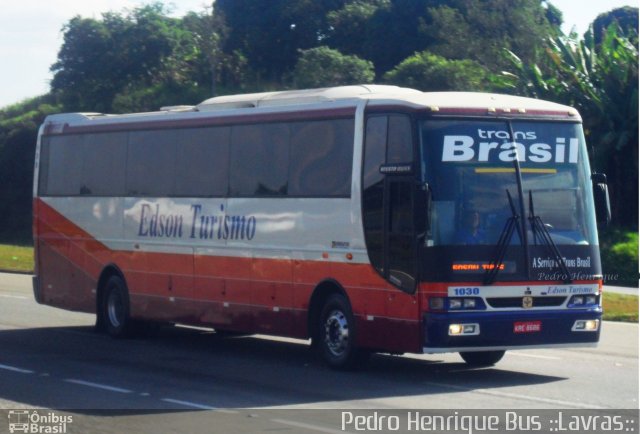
<box><xmin>324</xmin><ymin>309</ymin><xmax>350</xmax><ymax>357</ymax></box>
<box><xmin>107</xmin><ymin>288</ymin><xmax>124</xmax><ymax>328</ymax></box>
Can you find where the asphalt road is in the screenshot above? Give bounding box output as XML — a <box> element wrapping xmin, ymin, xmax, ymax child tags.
<box><xmin>0</xmin><ymin>273</ymin><xmax>637</xmax><ymax>433</ymax></box>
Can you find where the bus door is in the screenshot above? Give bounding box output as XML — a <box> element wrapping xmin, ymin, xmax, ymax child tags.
<box><xmin>363</xmin><ymin>114</ymin><xmax>418</xmax><ymax>295</ymax></box>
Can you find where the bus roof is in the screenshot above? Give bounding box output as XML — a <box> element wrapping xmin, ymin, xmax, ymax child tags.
<box><xmin>42</xmin><ymin>85</ymin><xmax>580</xmax><ymax>127</ymax></box>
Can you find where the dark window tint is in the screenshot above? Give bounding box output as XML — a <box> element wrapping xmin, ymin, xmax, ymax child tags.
<box><xmin>387</xmin><ymin>115</ymin><xmax>413</xmax><ymax>163</ymax></box>
<box><xmin>289</xmin><ymin>119</ymin><xmax>354</xmax><ymax>196</ymax></box>
<box><xmin>363</xmin><ymin>116</ymin><xmax>386</xmax><ymax>190</ymax></box>
<box><xmin>43</xmin><ymin>135</ymin><xmax>83</xmax><ymax>195</ymax></box>
<box><xmin>229</xmin><ymin>123</ymin><xmax>289</xmax><ymax>196</ymax></box>
<box><xmin>175</xmin><ymin>127</ymin><xmax>230</xmax><ymax>196</ymax></box>
<box><xmin>126</xmin><ymin>130</ymin><xmax>178</xmax><ymax>196</ymax></box>
<box><xmin>37</xmin><ymin>138</ymin><xmax>50</xmax><ymax>195</ymax></box>
<box><xmin>81</xmin><ymin>133</ymin><xmax>127</xmax><ymax>195</ymax></box>
<box><xmin>362</xmin><ymin>116</ymin><xmax>387</xmax><ymax>274</ymax></box>
<box><xmin>388</xmin><ymin>180</ymin><xmax>416</xmax><ymax>290</ymax></box>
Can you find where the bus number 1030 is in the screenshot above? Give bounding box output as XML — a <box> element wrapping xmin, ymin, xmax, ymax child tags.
<box><xmin>453</xmin><ymin>287</ymin><xmax>480</xmax><ymax>296</ymax></box>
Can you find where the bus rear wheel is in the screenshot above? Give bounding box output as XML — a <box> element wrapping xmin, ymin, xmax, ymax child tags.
<box><xmin>101</xmin><ymin>275</ymin><xmax>134</xmax><ymax>338</ymax></box>
<box><xmin>459</xmin><ymin>350</ymin><xmax>505</xmax><ymax>366</ymax></box>
<box><xmin>318</xmin><ymin>294</ymin><xmax>369</xmax><ymax>369</ymax></box>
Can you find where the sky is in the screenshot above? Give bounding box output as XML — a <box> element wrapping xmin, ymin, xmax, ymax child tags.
<box><xmin>0</xmin><ymin>0</ymin><xmax>637</xmax><ymax>108</ymax></box>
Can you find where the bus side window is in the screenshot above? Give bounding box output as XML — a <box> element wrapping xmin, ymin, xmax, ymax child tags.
<box><xmin>230</xmin><ymin>123</ymin><xmax>289</xmax><ymax>196</ymax></box>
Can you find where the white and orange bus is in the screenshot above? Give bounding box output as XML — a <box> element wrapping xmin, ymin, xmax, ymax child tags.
<box><xmin>33</xmin><ymin>85</ymin><xmax>610</xmax><ymax>369</ymax></box>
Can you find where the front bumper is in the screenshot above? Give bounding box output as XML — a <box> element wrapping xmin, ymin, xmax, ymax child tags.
<box><xmin>423</xmin><ymin>308</ymin><xmax>601</xmax><ymax>353</ymax></box>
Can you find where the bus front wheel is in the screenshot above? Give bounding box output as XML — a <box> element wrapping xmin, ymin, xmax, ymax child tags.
<box><xmin>459</xmin><ymin>350</ymin><xmax>505</xmax><ymax>366</ymax></box>
<box><xmin>101</xmin><ymin>275</ymin><xmax>134</xmax><ymax>338</ymax></box>
<box><xmin>318</xmin><ymin>294</ymin><xmax>369</xmax><ymax>369</ymax></box>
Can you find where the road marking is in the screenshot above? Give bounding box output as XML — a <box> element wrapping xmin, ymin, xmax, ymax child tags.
<box><xmin>64</xmin><ymin>379</ymin><xmax>133</xmax><ymax>394</ymax></box>
<box><xmin>0</xmin><ymin>294</ymin><xmax>28</xmax><ymax>299</ymax></box>
<box><xmin>0</xmin><ymin>363</ymin><xmax>34</xmax><ymax>374</ymax></box>
<box><xmin>161</xmin><ymin>398</ymin><xmax>236</xmax><ymax>413</ymax></box>
<box><xmin>272</xmin><ymin>418</ymin><xmax>355</xmax><ymax>434</ymax></box>
<box><xmin>424</xmin><ymin>381</ymin><xmax>605</xmax><ymax>409</ymax></box>
<box><xmin>508</xmin><ymin>352</ymin><xmax>561</xmax><ymax>360</ymax></box>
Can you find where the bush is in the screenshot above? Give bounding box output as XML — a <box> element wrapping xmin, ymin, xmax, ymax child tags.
<box><xmin>292</xmin><ymin>46</ymin><xmax>375</xmax><ymax>89</ymax></box>
<box><xmin>600</xmin><ymin>229</ymin><xmax>639</xmax><ymax>287</ymax></box>
<box><xmin>383</xmin><ymin>51</ymin><xmax>499</xmax><ymax>92</ymax></box>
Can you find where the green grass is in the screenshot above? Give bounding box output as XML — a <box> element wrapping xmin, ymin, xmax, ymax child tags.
<box><xmin>0</xmin><ymin>244</ymin><xmax>34</xmax><ymax>273</ymax></box>
<box><xmin>602</xmin><ymin>292</ymin><xmax>639</xmax><ymax>322</ymax></box>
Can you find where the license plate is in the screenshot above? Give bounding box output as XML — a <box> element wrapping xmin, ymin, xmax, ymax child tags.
<box><xmin>514</xmin><ymin>321</ymin><xmax>542</xmax><ymax>333</ymax></box>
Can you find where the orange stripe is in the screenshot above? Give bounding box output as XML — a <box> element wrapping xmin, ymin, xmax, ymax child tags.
<box><xmin>35</xmin><ymin>199</ymin><xmax>419</xmax><ymax>322</ymax></box>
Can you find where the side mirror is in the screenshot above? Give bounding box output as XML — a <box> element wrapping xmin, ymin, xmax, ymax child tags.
<box><xmin>591</xmin><ymin>173</ymin><xmax>611</xmax><ymax>228</ymax></box>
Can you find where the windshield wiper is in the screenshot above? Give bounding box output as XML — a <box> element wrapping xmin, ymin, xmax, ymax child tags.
<box><xmin>528</xmin><ymin>191</ymin><xmax>572</xmax><ymax>283</ymax></box>
<box><xmin>483</xmin><ymin>190</ymin><xmax>522</xmax><ymax>285</ymax></box>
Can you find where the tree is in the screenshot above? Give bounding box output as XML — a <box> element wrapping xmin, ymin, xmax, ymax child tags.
<box><xmin>424</xmin><ymin>0</ymin><xmax>561</xmax><ymax>71</ymax></box>
<box><xmin>182</xmin><ymin>6</ymin><xmax>229</xmax><ymax>97</ymax></box>
<box><xmin>591</xmin><ymin>6</ymin><xmax>638</xmax><ymax>46</ymax></box>
<box><xmin>50</xmin><ymin>4</ymin><xmax>185</xmax><ymax>112</ymax></box>
<box><xmin>384</xmin><ymin>51</ymin><xmax>498</xmax><ymax>91</ymax></box>
<box><xmin>325</xmin><ymin>0</ymin><xmax>388</xmax><ymax>58</ymax></box>
<box><xmin>217</xmin><ymin>0</ymin><xmax>345</xmax><ymax>84</ymax></box>
<box><xmin>506</xmin><ymin>23</ymin><xmax>639</xmax><ymax>228</ymax></box>
<box><xmin>0</xmin><ymin>96</ymin><xmax>61</xmax><ymax>241</ymax></box>
<box><xmin>293</xmin><ymin>46</ymin><xmax>374</xmax><ymax>88</ymax></box>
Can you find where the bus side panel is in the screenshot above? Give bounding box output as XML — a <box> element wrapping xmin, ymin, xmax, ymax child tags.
<box><xmin>35</xmin><ymin>199</ymin><xmax>99</xmax><ymax>313</ymax></box>
<box><xmin>34</xmin><ymin>197</ymin><xmax>424</xmax><ymax>353</ymax></box>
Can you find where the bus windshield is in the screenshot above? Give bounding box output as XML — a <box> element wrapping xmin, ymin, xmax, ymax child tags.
<box><xmin>419</xmin><ymin>119</ymin><xmax>598</xmax><ymax>248</ymax></box>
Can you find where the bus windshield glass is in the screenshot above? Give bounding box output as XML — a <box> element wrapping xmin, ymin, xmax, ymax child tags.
<box><xmin>419</xmin><ymin>119</ymin><xmax>598</xmax><ymax>248</ymax></box>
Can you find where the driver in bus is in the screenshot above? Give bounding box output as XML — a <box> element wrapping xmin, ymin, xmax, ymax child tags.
<box><xmin>455</xmin><ymin>210</ymin><xmax>486</xmax><ymax>245</ymax></box>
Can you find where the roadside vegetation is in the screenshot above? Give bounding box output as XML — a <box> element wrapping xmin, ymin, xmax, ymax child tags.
<box><xmin>602</xmin><ymin>293</ymin><xmax>639</xmax><ymax>322</ymax></box>
<box><xmin>0</xmin><ymin>244</ymin><xmax>34</xmax><ymax>273</ymax></box>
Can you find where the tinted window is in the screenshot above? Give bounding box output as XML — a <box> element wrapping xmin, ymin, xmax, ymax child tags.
<box><xmin>289</xmin><ymin>119</ymin><xmax>354</xmax><ymax>196</ymax></box>
<box><xmin>82</xmin><ymin>133</ymin><xmax>127</xmax><ymax>195</ymax></box>
<box><xmin>363</xmin><ymin>116</ymin><xmax>386</xmax><ymax>190</ymax></box>
<box><xmin>44</xmin><ymin>135</ymin><xmax>83</xmax><ymax>195</ymax></box>
<box><xmin>387</xmin><ymin>115</ymin><xmax>413</xmax><ymax>163</ymax></box>
<box><xmin>229</xmin><ymin>123</ymin><xmax>289</xmax><ymax>196</ymax></box>
<box><xmin>362</xmin><ymin>116</ymin><xmax>387</xmax><ymax>274</ymax></box>
<box><xmin>126</xmin><ymin>130</ymin><xmax>178</xmax><ymax>196</ymax></box>
<box><xmin>175</xmin><ymin>127</ymin><xmax>230</xmax><ymax>196</ymax></box>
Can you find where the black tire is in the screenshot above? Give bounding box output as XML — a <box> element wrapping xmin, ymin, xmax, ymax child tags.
<box><xmin>459</xmin><ymin>350</ymin><xmax>505</xmax><ymax>366</ymax></box>
<box><xmin>101</xmin><ymin>275</ymin><xmax>134</xmax><ymax>338</ymax></box>
<box><xmin>318</xmin><ymin>294</ymin><xmax>369</xmax><ymax>370</ymax></box>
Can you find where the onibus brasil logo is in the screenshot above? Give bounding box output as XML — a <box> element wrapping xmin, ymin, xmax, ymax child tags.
<box><xmin>7</xmin><ymin>411</ymin><xmax>73</xmax><ymax>434</ymax></box>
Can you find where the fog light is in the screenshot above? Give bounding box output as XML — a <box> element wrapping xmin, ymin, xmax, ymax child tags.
<box><xmin>449</xmin><ymin>323</ymin><xmax>480</xmax><ymax>336</ymax></box>
<box><xmin>572</xmin><ymin>319</ymin><xmax>600</xmax><ymax>332</ymax></box>
<box><xmin>449</xmin><ymin>324</ymin><xmax>463</xmax><ymax>335</ymax></box>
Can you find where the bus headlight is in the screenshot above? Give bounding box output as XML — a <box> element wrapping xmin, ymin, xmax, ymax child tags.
<box><xmin>429</xmin><ymin>297</ymin><xmax>484</xmax><ymax>311</ymax></box>
<box><xmin>569</xmin><ymin>294</ymin><xmax>599</xmax><ymax>308</ymax></box>
<box><xmin>449</xmin><ymin>298</ymin><xmax>463</xmax><ymax>309</ymax></box>
<box><xmin>463</xmin><ymin>298</ymin><xmax>477</xmax><ymax>309</ymax></box>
